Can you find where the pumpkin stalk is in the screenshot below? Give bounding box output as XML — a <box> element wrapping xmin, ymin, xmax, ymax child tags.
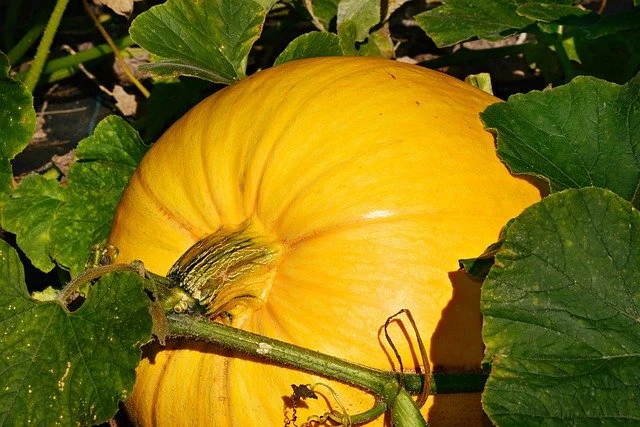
<box><xmin>167</xmin><ymin>312</ymin><xmax>399</xmax><ymax>395</ymax></box>
<box><xmin>165</xmin><ymin>313</ymin><xmax>427</xmax><ymax>426</ymax></box>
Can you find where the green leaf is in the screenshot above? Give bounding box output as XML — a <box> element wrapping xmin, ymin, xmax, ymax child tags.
<box><xmin>2</xmin><ymin>116</ymin><xmax>147</xmax><ymax>276</ymax></box>
<box><xmin>481</xmin><ymin>73</ymin><xmax>640</xmax><ymax>206</ymax></box>
<box><xmin>482</xmin><ymin>187</ymin><xmax>640</xmax><ymax>425</ymax></box>
<box><xmin>49</xmin><ymin>167</ymin><xmax>128</xmax><ymax>276</ymax></box>
<box><xmin>304</xmin><ymin>0</ymin><xmax>340</xmax><ymax>29</ymax></box>
<box><xmin>459</xmin><ymin>239</ymin><xmax>504</xmax><ymax>281</ymax></box>
<box><xmin>585</xmin><ymin>8</ymin><xmax>640</xmax><ymax>39</ymax></box>
<box><xmin>0</xmin><ymin>239</ymin><xmax>152</xmax><ymax>426</ymax></box>
<box><xmin>337</xmin><ymin>20</ymin><xmax>361</xmax><ymax>56</ymax></box>
<box><xmin>0</xmin><ymin>51</ymin><xmax>36</xmax><ymax>210</ymax></box>
<box><xmin>357</xmin><ymin>24</ymin><xmax>395</xmax><ymax>58</ymax></box>
<box><xmin>337</xmin><ymin>0</ymin><xmax>380</xmax><ymax>42</ymax></box>
<box><xmin>464</xmin><ymin>72</ymin><xmax>493</xmax><ymax>94</ymax></box>
<box><xmin>571</xmin><ymin>29</ymin><xmax>640</xmax><ymax>85</ymax></box>
<box><xmin>74</xmin><ymin>114</ymin><xmax>147</xmax><ymax>167</ymax></box>
<box><xmin>274</xmin><ymin>32</ymin><xmax>343</xmax><ymax>66</ymax></box>
<box><xmin>254</xmin><ymin>0</ymin><xmax>278</xmax><ymax>10</ymax></box>
<box><xmin>51</xmin><ymin>117</ymin><xmax>147</xmax><ymax>276</ymax></box>
<box><xmin>1</xmin><ymin>175</ymin><xmax>65</xmax><ymax>272</ymax></box>
<box><xmin>414</xmin><ymin>0</ymin><xmax>533</xmax><ymax>47</ymax></box>
<box><xmin>516</xmin><ymin>3</ymin><xmax>596</xmax><ymax>25</ymax></box>
<box><xmin>130</xmin><ymin>0</ymin><xmax>266</xmax><ymax>84</ymax></box>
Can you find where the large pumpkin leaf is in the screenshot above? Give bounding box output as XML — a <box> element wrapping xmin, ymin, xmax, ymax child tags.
<box><xmin>336</xmin><ymin>20</ymin><xmax>361</xmax><ymax>56</ymax></box>
<box><xmin>482</xmin><ymin>73</ymin><xmax>640</xmax><ymax>207</ymax></box>
<box><xmin>0</xmin><ymin>51</ymin><xmax>36</xmax><ymax>210</ymax></box>
<box><xmin>1</xmin><ymin>116</ymin><xmax>147</xmax><ymax>276</ymax></box>
<box><xmin>303</xmin><ymin>0</ymin><xmax>405</xmax><ymax>32</ymax></box>
<box><xmin>481</xmin><ymin>187</ymin><xmax>640</xmax><ymax>425</ymax></box>
<box><xmin>130</xmin><ymin>0</ymin><xmax>266</xmax><ymax>84</ymax></box>
<box><xmin>0</xmin><ymin>239</ymin><xmax>152</xmax><ymax>426</ymax></box>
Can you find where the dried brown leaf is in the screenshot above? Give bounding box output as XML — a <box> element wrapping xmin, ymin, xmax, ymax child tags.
<box><xmin>93</xmin><ymin>0</ymin><xmax>138</xmax><ymax>16</ymax></box>
<box><xmin>112</xmin><ymin>85</ymin><xmax>137</xmax><ymax>116</ymax></box>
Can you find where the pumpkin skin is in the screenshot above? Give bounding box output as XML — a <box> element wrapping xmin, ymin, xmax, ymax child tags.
<box><xmin>108</xmin><ymin>57</ymin><xmax>541</xmax><ymax>426</ymax></box>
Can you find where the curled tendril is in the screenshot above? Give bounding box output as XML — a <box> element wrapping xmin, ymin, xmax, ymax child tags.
<box><xmin>384</xmin><ymin>309</ymin><xmax>430</xmax><ymax>408</ymax></box>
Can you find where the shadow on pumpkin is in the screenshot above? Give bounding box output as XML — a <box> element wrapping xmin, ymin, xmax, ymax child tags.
<box><xmin>426</xmin><ymin>270</ymin><xmax>490</xmax><ymax>426</ymax></box>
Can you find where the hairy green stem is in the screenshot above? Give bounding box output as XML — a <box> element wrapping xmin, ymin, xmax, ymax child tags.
<box><xmin>431</xmin><ymin>369</ymin><xmax>488</xmax><ymax>394</ymax></box>
<box><xmin>23</xmin><ymin>0</ymin><xmax>70</xmax><ymax>91</ymax></box>
<box><xmin>162</xmin><ymin>312</ymin><xmax>491</xmax><ymax>426</ymax></box>
<box><xmin>56</xmin><ymin>261</ymin><xmax>487</xmax><ymax>426</ymax></box>
<box><xmin>167</xmin><ymin>313</ymin><xmax>401</xmax><ymax>398</ymax></box>
<box><xmin>162</xmin><ymin>305</ymin><xmax>487</xmax><ymax>394</ymax></box>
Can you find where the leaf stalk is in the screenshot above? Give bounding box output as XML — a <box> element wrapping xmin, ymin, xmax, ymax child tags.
<box><xmin>23</xmin><ymin>0</ymin><xmax>70</xmax><ymax>91</ymax></box>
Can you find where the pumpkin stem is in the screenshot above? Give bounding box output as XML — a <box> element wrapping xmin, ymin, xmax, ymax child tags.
<box><xmin>168</xmin><ymin>219</ymin><xmax>284</xmax><ymax>326</ymax></box>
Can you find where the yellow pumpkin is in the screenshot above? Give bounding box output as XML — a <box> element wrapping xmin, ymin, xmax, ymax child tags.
<box><xmin>108</xmin><ymin>56</ymin><xmax>541</xmax><ymax>426</ymax></box>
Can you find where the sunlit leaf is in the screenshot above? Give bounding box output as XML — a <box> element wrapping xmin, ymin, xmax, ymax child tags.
<box><xmin>2</xmin><ymin>116</ymin><xmax>147</xmax><ymax>276</ymax></box>
<box><xmin>482</xmin><ymin>188</ymin><xmax>640</xmax><ymax>425</ymax></box>
<box><xmin>0</xmin><ymin>239</ymin><xmax>152</xmax><ymax>425</ymax></box>
<box><xmin>274</xmin><ymin>32</ymin><xmax>343</xmax><ymax>65</ymax></box>
<box><xmin>482</xmin><ymin>73</ymin><xmax>640</xmax><ymax>206</ymax></box>
<box><xmin>130</xmin><ymin>0</ymin><xmax>266</xmax><ymax>83</ymax></box>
